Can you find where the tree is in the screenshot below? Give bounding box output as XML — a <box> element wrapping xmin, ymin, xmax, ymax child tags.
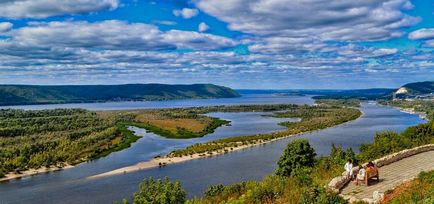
<box><xmin>275</xmin><ymin>139</ymin><xmax>316</xmax><ymax>177</ymax></box>
<box><xmin>132</xmin><ymin>177</ymin><xmax>186</xmax><ymax>204</ymax></box>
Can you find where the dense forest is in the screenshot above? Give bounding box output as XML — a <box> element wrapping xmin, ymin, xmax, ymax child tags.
<box><xmin>0</xmin><ymin>84</ymin><xmax>240</xmax><ymax>106</ymax></box>
<box><xmin>0</xmin><ymin>109</ymin><xmax>140</xmax><ymax>177</ymax></box>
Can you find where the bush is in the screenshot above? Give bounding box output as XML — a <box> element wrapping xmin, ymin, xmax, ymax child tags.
<box><xmin>204</xmin><ymin>184</ymin><xmax>225</xmax><ymax>197</ymax></box>
<box><xmin>275</xmin><ymin>139</ymin><xmax>316</xmax><ymax>177</ymax></box>
<box><xmin>300</xmin><ymin>184</ymin><xmax>347</xmax><ymax>204</ymax></box>
<box><xmin>132</xmin><ymin>177</ymin><xmax>186</xmax><ymax>204</ymax></box>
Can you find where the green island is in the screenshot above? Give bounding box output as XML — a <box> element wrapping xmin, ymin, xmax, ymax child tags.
<box><xmin>123</xmin><ymin>114</ymin><xmax>434</xmax><ymax>204</ymax></box>
<box><xmin>315</xmin><ymin>99</ymin><xmax>361</xmax><ymax>108</ymax></box>
<box><xmin>0</xmin><ymin>109</ymin><xmax>139</xmax><ymax>177</ymax></box>
<box><xmin>168</xmin><ymin>105</ymin><xmax>361</xmax><ymax>157</ymax></box>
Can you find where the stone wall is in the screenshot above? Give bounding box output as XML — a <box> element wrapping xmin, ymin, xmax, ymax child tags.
<box><xmin>327</xmin><ymin>144</ymin><xmax>434</xmax><ymax>193</ymax></box>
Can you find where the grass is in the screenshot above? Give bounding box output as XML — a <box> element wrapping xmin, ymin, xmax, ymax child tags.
<box><xmin>382</xmin><ymin>170</ymin><xmax>434</xmax><ymax>204</ymax></box>
<box><xmin>100</xmin><ymin>109</ymin><xmax>230</xmax><ymax>139</ymax></box>
<box><xmin>91</xmin><ymin>123</ymin><xmax>142</xmax><ymax>160</ymax></box>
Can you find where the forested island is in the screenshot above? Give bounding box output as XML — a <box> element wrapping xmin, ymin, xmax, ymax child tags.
<box><xmin>0</xmin><ymin>84</ymin><xmax>240</xmax><ymax>106</ymax></box>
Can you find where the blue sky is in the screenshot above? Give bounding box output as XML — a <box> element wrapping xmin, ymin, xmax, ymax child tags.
<box><xmin>0</xmin><ymin>0</ymin><xmax>433</xmax><ymax>89</ymax></box>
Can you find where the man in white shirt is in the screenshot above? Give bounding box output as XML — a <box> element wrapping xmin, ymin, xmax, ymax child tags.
<box><xmin>344</xmin><ymin>159</ymin><xmax>353</xmax><ymax>179</ymax></box>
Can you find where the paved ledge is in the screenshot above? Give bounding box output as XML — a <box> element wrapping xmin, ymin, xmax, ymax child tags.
<box><xmin>341</xmin><ymin>150</ymin><xmax>434</xmax><ymax>203</ymax></box>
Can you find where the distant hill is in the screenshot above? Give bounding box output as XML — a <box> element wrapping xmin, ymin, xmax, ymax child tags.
<box><xmin>394</xmin><ymin>81</ymin><xmax>434</xmax><ymax>98</ymax></box>
<box><xmin>0</xmin><ymin>84</ymin><xmax>240</xmax><ymax>106</ymax></box>
<box><xmin>305</xmin><ymin>89</ymin><xmax>395</xmax><ymax>100</ymax></box>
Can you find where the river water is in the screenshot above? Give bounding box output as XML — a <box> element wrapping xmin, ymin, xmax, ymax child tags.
<box><xmin>0</xmin><ymin>96</ymin><xmax>426</xmax><ymax>204</ymax></box>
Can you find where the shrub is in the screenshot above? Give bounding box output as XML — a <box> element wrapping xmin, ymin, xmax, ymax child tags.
<box><xmin>275</xmin><ymin>139</ymin><xmax>316</xmax><ymax>177</ymax></box>
<box><xmin>132</xmin><ymin>177</ymin><xmax>186</xmax><ymax>204</ymax></box>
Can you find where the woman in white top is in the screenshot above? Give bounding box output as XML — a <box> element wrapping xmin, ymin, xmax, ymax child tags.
<box><xmin>356</xmin><ymin>165</ymin><xmax>366</xmax><ymax>185</ymax></box>
<box><xmin>344</xmin><ymin>159</ymin><xmax>353</xmax><ymax>179</ymax></box>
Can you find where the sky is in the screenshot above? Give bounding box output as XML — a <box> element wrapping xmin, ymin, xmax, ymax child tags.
<box><xmin>0</xmin><ymin>0</ymin><xmax>433</xmax><ymax>89</ymax></box>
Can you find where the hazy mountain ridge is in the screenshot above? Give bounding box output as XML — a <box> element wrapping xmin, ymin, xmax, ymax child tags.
<box><xmin>0</xmin><ymin>84</ymin><xmax>240</xmax><ymax>106</ymax></box>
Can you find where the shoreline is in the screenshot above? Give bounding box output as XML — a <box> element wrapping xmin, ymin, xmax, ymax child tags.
<box><xmin>88</xmin><ymin>111</ymin><xmax>363</xmax><ymax>180</ymax></box>
<box><xmin>0</xmin><ymin>164</ymin><xmax>74</xmax><ymax>182</ymax></box>
<box><xmin>385</xmin><ymin>105</ymin><xmax>428</xmax><ymax>120</ymax></box>
<box><xmin>397</xmin><ymin>108</ymin><xmax>427</xmax><ymax>120</ymax></box>
<box><xmin>1</xmin><ymin>106</ymin><xmax>364</xmax><ymax>182</ymax></box>
<box><xmin>87</xmin><ymin>134</ymin><xmax>298</xmax><ymax>180</ymax></box>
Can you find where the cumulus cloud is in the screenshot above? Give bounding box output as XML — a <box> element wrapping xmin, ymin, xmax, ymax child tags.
<box><xmin>0</xmin><ymin>22</ymin><xmax>13</xmax><ymax>32</ymax></box>
<box><xmin>173</xmin><ymin>8</ymin><xmax>199</xmax><ymax>19</ymax></box>
<box><xmin>408</xmin><ymin>28</ymin><xmax>434</xmax><ymax>40</ymax></box>
<box><xmin>194</xmin><ymin>0</ymin><xmax>419</xmax><ymax>41</ymax></box>
<box><xmin>0</xmin><ymin>0</ymin><xmax>119</xmax><ymax>19</ymax></box>
<box><xmin>1</xmin><ymin>20</ymin><xmax>236</xmax><ymax>54</ymax></box>
<box><xmin>198</xmin><ymin>22</ymin><xmax>209</xmax><ymax>32</ymax></box>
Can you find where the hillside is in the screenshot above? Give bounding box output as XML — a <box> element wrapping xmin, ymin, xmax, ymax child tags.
<box><xmin>0</xmin><ymin>84</ymin><xmax>240</xmax><ymax>106</ymax></box>
<box><xmin>394</xmin><ymin>81</ymin><xmax>434</xmax><ymax>98</ymax></box>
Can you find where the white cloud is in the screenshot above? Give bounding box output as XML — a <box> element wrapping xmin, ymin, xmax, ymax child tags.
<box><xmin>0</xmin><ymin>22</ymin><xmax>13</xmax><ymax>32</ymax></box>
<box><xmin>408</xmin><ymin>28</ymin><xmax>434</xmax><ymax>40</ymax></box>
<box><xmin>198</xmin><ymin>22</ymin><xmax>209</xmax><ymax>32</ymax></box>
<box><xmin>173</xmin><ymin>8</ymin><xmax>199</xmax><ymax>19</ymax></box>
<box><xmin>0</xmin><ymin>0</ymin><xmax>119</xmax><ymax>19</ymax></box>
<box><xmin>371</xmin><ymin>48</ymin><xmax>398</xmax><ymax>57</ymax></box>
<box><xmin>153</xmin><ymin>20</ymin><xmax>177</xmax><ymax>26</ymax></box>
<box><xmin>194</xmin><ymin>0</ymin><xmax>419</xmax><ymax>41</ymax></box>
<box><xmin>2</xmin><ymin>20</ymin><xmax>236</xmax><ymax>53</ymax></box>
<box><xmin>423</xmin><ymin>39</ymin><xmax>434</xmax><ymax>47</ymax></box>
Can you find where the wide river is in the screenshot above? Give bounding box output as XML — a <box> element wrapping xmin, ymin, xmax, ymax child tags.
<box><xmin>0</xmin><ymin>94</ymin><xmax>426</xmax><ymax>204</ymax></box>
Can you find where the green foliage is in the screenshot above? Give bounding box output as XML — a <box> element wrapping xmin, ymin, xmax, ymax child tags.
<box><xmin>0</xmin><ymin>109</ymin><xmax>140</xmax><ymax>175</ymax></box>
<box><xmin>275</xmin><ymin>139</ymin><xmax>316</xmax><ymax>177</ymax></box>
<box><xmin>204</xmin><ymin>184</ymin><xmax>225</xmax><ymax>197</ymax></box>
<box><xmin>126</xmin><ymin>118</ymin><xmax>229</xmax><ymax>139</ymax></box>
<box><xmin>359</xmin><ymin>122</ymin><xmax>434</xmax><ymax>161</ymax></box>
<box><xmin>186</xmin><ymin>141</ymin><xmax>349</xmax><ymax>204</ymax></box>
<box><xmin>131</xmin><ymin>177</ymin><xmax>186</xmax><ymax>204</ymax></box>
<box><xmin>315</xmin><ymin>99</ymin><xmax>361</xmax><ymax>107</ymax></box>
<box><xmin>300</xmin><ymin>184</ymin><xmax>347</xmax><ymax>204</ymax></box>
<box><xmin>0</xmin><ymin>84</ymin><xmax>240</xmax><ymax>106</ymax></box>
<box><xmin>330</xmin><ymin>144</ymin><xmax>358</xmax><ymax>165</ymax></box>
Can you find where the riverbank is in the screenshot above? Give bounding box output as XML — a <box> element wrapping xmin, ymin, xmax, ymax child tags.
<box><xmin>88</xmin><ymin>110</ymin><xmax>363</xmax><ymax>180</ymax></box>
<box><xmin>395</xmin><ymin>107</ymin><xmax>427</xmax><ymax>120</ymax></box>
<box><xmin>0</xmin><ymin>164</ymin><xmax>74</xmax><ymax>182</ymax></box>
<box><xmin>88</xmin><ymin>134</ymin><xmax>298</xmax><ymax>179</ymax></box>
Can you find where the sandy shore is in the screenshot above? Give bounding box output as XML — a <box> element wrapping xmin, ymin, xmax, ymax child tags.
<box><xmin>87</xmin><ymin>137</ymin><xmax>289</xmax><ymax>180</ymax></box>
<box><xmin>0</xmin><ymin>164</ymin><xmax>74</xmax><ymax>182</ymax></box>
